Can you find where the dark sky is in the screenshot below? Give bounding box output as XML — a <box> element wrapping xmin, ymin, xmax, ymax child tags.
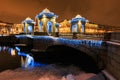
<box><xmin>0</xmin><ymin>0</ymin><xmax>120</xmax><ymax>26</ymax></box>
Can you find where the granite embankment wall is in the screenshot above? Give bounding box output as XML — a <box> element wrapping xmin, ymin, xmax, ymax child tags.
<box><xmin>101</xmin><ymin>32</ymin><xmax>120</xmax><ymax>80</ymax></box>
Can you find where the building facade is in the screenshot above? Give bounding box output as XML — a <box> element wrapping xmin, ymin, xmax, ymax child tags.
<box><xmin>59</xmin><ymin>20</ymin><xmax>71</xmax><ymax>33</ymax></box>
<box><xmin>0</xmin><ymin>8</ymin><xmax>115</xmax><ymax>36</ymax></box>
<box><xmin>0</xmin><ymin>21</ymin><xmax>13</xmax><ymax>35</ymax></box>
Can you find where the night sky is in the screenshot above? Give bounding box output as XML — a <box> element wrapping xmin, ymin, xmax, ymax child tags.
<box><xmin>0</xmin><ymin>0</ymin><xmax>120</xmax><ymax>26</ymax></box>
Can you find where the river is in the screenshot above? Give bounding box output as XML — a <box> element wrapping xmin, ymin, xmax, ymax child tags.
<box><xmin>0</xmin><ymin>46</ymin><xmax>106</xmax><ymax>80</ymax></box>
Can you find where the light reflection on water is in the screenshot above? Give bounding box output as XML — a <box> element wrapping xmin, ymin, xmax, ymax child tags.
<box><xmin>0</xmin><ymin>46</ymin><xmax>21</xmax><ymax>72</ymax></box>
<box><xmin>15</xmin><ymin>46</ymin><xmax>47</xmax><ymax>68</ymax></box>
<box><xmin>0</xmin><ymin>46</ymin><xmax>17</xmax><ymax>56</ymax></box>
<box><xmin>0</xmin><ymin>46</ymin><xmax>46</xmax><ymax>72</ymax></box>
<box><xmin>0</xmin><ymin>46</ymin><xmax>106</xmax><ymax>80</ymax></box>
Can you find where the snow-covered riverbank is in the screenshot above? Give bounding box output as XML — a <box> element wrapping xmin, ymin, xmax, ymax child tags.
<box><xmin>0</xmin><ymin>64</ymin><xmax>105</xmax><ymax>80</ymax></box>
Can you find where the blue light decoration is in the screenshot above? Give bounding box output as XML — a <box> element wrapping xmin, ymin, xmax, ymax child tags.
<box><xmin>35</xmin><ymin>8</ymin><xmax>58</xmax><ymax>19</ymax></box>
<box><xmin>0</xmin><ymin>47</ymin><xmax>2</xmax><ymax>52</ymax></box>
<box><xmin>56</xmin><ymin>38</ymin><xmax>103</xmax><ymax>49</ymax></box>
<box><xmin>15</xmin><ymin>35</ymin><xmax>28</xmax><ymax>38</ymax></box>
<box><xmin>47</xmin><ymin>21</ymin><xmax>53</xmax><ymax>33</ymax></box>
<box><xmin>15</xmin><ymin>46</ymin><xmax>34</xmax><ymax>68</ymax></box>
<box><xmin>24</xmin><ymin>54</ymin><xmax>34</xmax><ymax>68</ymax></box>
<box><xmin>24</xmin><ymin>24</ymin><xmax>27</xmax><ymax>33</ymax></box>
<box><xmin>22</xmin><ymin>17</ymin><xmax>35</xmax><ymax>34</ymax></box>
<box><xmin>14</xmin><ymin>35</ymin><xmax>104</xmax><ymax>68</ymax></box>
<box><xmin>28</xmin><ymin>25</ymin><xmax>33</xmax><ymax>33</ymax></box>
<box><xmin>55</xmin><ymin>23</ymin><xmax>59</xmax><ymax>32</ymax></box>
<box><xmin>39</xmin><ymin>21</ymin><xmax>43</xmax><ymax>32</ymax></box>
<box><xmin>15</xmin><ymin>35</ymin><xmax>103</xmax><ymax>50</ymax></box>
<box><xmin>31</xmin><ymin>35</ymin><xmax>103</xmax><ymax>49</ymax></box>
<box><xmin>70</xmin><ymin>15</ymin><xmax>88</xmax><ymax>33</ymax></box>
<box><xmin>35</xmin><ymin>8</ymin><xmax>59</xmax><ymax>33</ymax></box>
<box><xmin>22</xmin><ymin>17</ymin><xmax>35</xmax><ymax>24</ymax></box>
<box><xmin>72</xmin><ymin>24</ymin><xmax>78</xmax><ymax>33</ymax></box>
<box><xmin>15</xmin><ymin>46</ymin><xmax>47</xmax><ymax>68</ymax></box>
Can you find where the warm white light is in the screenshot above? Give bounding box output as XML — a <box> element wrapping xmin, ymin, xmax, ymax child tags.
<box><xmin>11</xmin><ymin>49</ymin><xmax>16</xmax><ymax>56</ymax></box>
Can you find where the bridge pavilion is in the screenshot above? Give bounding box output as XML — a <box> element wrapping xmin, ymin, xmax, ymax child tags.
<box><xmin>35</xmin><ymin>8</ymin><xmax>59</xmax><ymax>35</ymax></box>
<box><xmin>70</xmin><ymin>15</ymin><xmax>89</xmax><ymax>34</ymax></box>
<box><xmin>22</xmin><ymin>17</ymin><xmax>35</xmax><ymax>34</ymax></box>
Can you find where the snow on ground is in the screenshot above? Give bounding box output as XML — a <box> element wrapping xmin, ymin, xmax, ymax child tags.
<box><xmin>0</xmin><ymin>64</ymin><xmax>105</xmax><ymax>80</ymax></box>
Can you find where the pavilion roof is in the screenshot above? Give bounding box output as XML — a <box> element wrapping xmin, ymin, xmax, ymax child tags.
<box><xmin>35</xmin><ymin>8</ymin><xmax>58</xmax><ymax>19</ymax></box>
<box><xmin>70</xmin><ymin>14</ymin><xmax>88</xmax><ymax>24</ymax></box>
<box><xmin>22</xmin><ymin>17</ymin><xmax>35</xmax><ymax>24</ymax></box>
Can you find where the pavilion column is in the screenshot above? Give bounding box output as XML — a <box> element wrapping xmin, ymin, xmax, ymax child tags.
<box><xmin>38</xmin><ymin>19</ymin><xmax>41</xmax><ymax>32</ymax></box>
<box><xmin>81</xmin><ymin>24</ymin><xmax>85</xmax><ymax>34</ymax></box>
<box><xmin>77</xmin><ymin>21</ymin><xmax>81</xmax><ymax>33</ymax></box>
<box><xmin>81</xmin><ymin>21</ymin><xmax>87</xmax><ymax>34</ymax></box>
<box><xmin>39</xmin><ymin>21</ymin><xmax>43</xmax><ymax>32</ymax></box>
<box><xmin>25</xmin><ymin>22</ymin><xmax>28</xmax><ymax>34</ymax></box>
<box><xmin>52</xmin><ymin>23</ymin><xmax>55</xmax><ymax>33</ymax></box>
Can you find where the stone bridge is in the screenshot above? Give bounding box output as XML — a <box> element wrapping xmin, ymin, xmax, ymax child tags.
<box><xmin>16</xmin><ymin>35</ymin><xmax>104</xmax><ymax>57</ymax></box>
<box><xmin>15</xmin><ymin>32</ymin><xmax>120</xmax><ymax>80</ymax></box>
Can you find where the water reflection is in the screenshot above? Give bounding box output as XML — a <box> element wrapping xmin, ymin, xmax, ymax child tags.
<box><xmin>0</xmin><ymin>46</ymin><xmax>106</xmax><ymax>80</ymax></box>
<box><xmin>0</xmin><ymin>46</ymin><xmax>17</xmax><ymax>56</ymax></box>
<box><xmin>0</xmin><ymin>46</ymin><xmax>46</xmax><ymax>72</ymax></box>
<box><xmin>0</xmin><ymin>46</ymin><xmax>20</xmax><ymax>72</ymax></box>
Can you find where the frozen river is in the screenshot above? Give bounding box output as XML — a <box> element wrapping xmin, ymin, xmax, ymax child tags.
<box><xmin>0</xmin><ymin>46</ymin><xmax>105</xmax><ymax>80</ymax></box>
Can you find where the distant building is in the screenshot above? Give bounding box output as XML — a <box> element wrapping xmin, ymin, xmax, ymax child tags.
<box><xmin>97</xmin><ymin>24</ymin><xmax>120</xmax><ymax>33</ymax></box>
<box><xmin>12</xmin><ymin>24</ymin><xmax>24</xmax><ymax>34</ymax></box>
<box><xmin>85</xmin><ymin>22</ymin><xmax>99</xmax><ymax>34</ymax></box>
<box><xmin>60</xmin><ymin>15</ymin><xmax>99</xmax><ymax>34</ymax></box>
<box><xmin>0</xmin><ymin>9</ymin><xmax>118</xmax><ymax>36</ymax></box>
<box><xmin>59</xmin><ymin>19</ymin><xmax>71</xmax><ymax>33</ymax></box>
<box><xmin>0</xmin><ymin>21</ymin><xmax>13</xmax><ymax>35</ymax></box>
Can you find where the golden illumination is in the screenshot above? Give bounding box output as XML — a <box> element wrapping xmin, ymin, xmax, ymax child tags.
<box><xmin>13</xmin><ymin>24</ymin><xmax>24</xmax><ymax>34</ymax></box>
<box><xmin>0</xmin><ymin>9</ymin><xmax>109</xmax><ymax>35</ymax></box>
<box><xmin>0</xmin><ymin>22</ymin><xmax>13</xmax><ymax>35</ymax></box>
<box><xmin>75</xmin><ymin>14</ymin><xmax>82</xmax><ymax>18</ymax></box>
<box><xmin>35</xmin><ymin>8</ymin><xmax>58</xmax><ymax>33</ymax></box>
<box><xmin>43</xmin><ymin>8</ymin><xmax>50</xmax><ymax>13</ymax></box>
<box><xmin>26</xmin><ymin>17</ymin><xmax>32</xmax><ymax>20</ymax></box>
<box><xmin>59</xmin><ymin>20</ymin><xmax>71</xmax><ymax>33</ymax></box>
<box><xmin>85</xmin><ymin>23</ymin><xmax>98</xmax><ymax>34</ymax></box>
<box><xmin>11</xmin><ymin>49</ymin><xmax>16</xmax><ymax>56</ymax></box>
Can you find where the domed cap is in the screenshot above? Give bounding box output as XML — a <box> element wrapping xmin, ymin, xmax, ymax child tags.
<box><xmin>22</xmin><ymin>17</ymin><xmax>35</xmax><ymax>24</ymax></box>
<box><xmin>36</xmin><ymin>8</ymin><xmax>58</xmax><ymax>19</ymax></box>
<box><xmin>71</xmin><ymin>14</ymin><xmax>88</xmax><ymax>24</ymax></box>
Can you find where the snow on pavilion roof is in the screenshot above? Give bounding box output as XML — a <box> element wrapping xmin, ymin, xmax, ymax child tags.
<box><xmin>70</xmin><ymin>14</ymin><xmax>88</xmax><ymax>24</ymax></box>
<box><xmin>22</xmin><ymin>17</ymin><xmax>35</xmax><ymax>24</ymax></box>
<box><xmin>36</xmin><ymin>8</ymin><xmax>58</xmax><ymax>19</ymax></box>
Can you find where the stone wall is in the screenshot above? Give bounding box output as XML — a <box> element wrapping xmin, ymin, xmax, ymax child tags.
<box><xmin>105</xmin><ymin>43</ymin><xmax>120</xmax><ymax>80</ymax></box>
<box><xmin>111</xmin><ymin>32</ymin><xmax>120</xmax><ymax>42</ymax></box>
<box><xmin>101</xmin><ymin>32</ymin><xmax>120</xmax><ymax>80</ymax></box>
<box><xmin>32</xmin><ymin>36</ymin><xmax>54</xmax><ymax>52</ymax></box>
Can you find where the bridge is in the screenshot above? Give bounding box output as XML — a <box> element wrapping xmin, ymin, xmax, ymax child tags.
<box><xmin>0</xmin><ymin>32</ymin><xmax>119</xmax><ymax>79</ymax></box>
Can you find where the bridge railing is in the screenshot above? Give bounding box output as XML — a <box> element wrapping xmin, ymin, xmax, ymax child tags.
<box><xmin>59</xmin><ymin>32</ymin><xmax>104</xmax><ymax>40</ymax></box>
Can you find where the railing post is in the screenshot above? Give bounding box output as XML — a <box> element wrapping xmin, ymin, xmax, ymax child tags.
<box><xmin>103</xmin><ymin>33</ymin><xmax>111</xmax><ymax>41</ymax></box>
<box><xmin>72</xmin><ymin>32</ymin><xmax>77</xmax><ymax>39</ymax></box>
